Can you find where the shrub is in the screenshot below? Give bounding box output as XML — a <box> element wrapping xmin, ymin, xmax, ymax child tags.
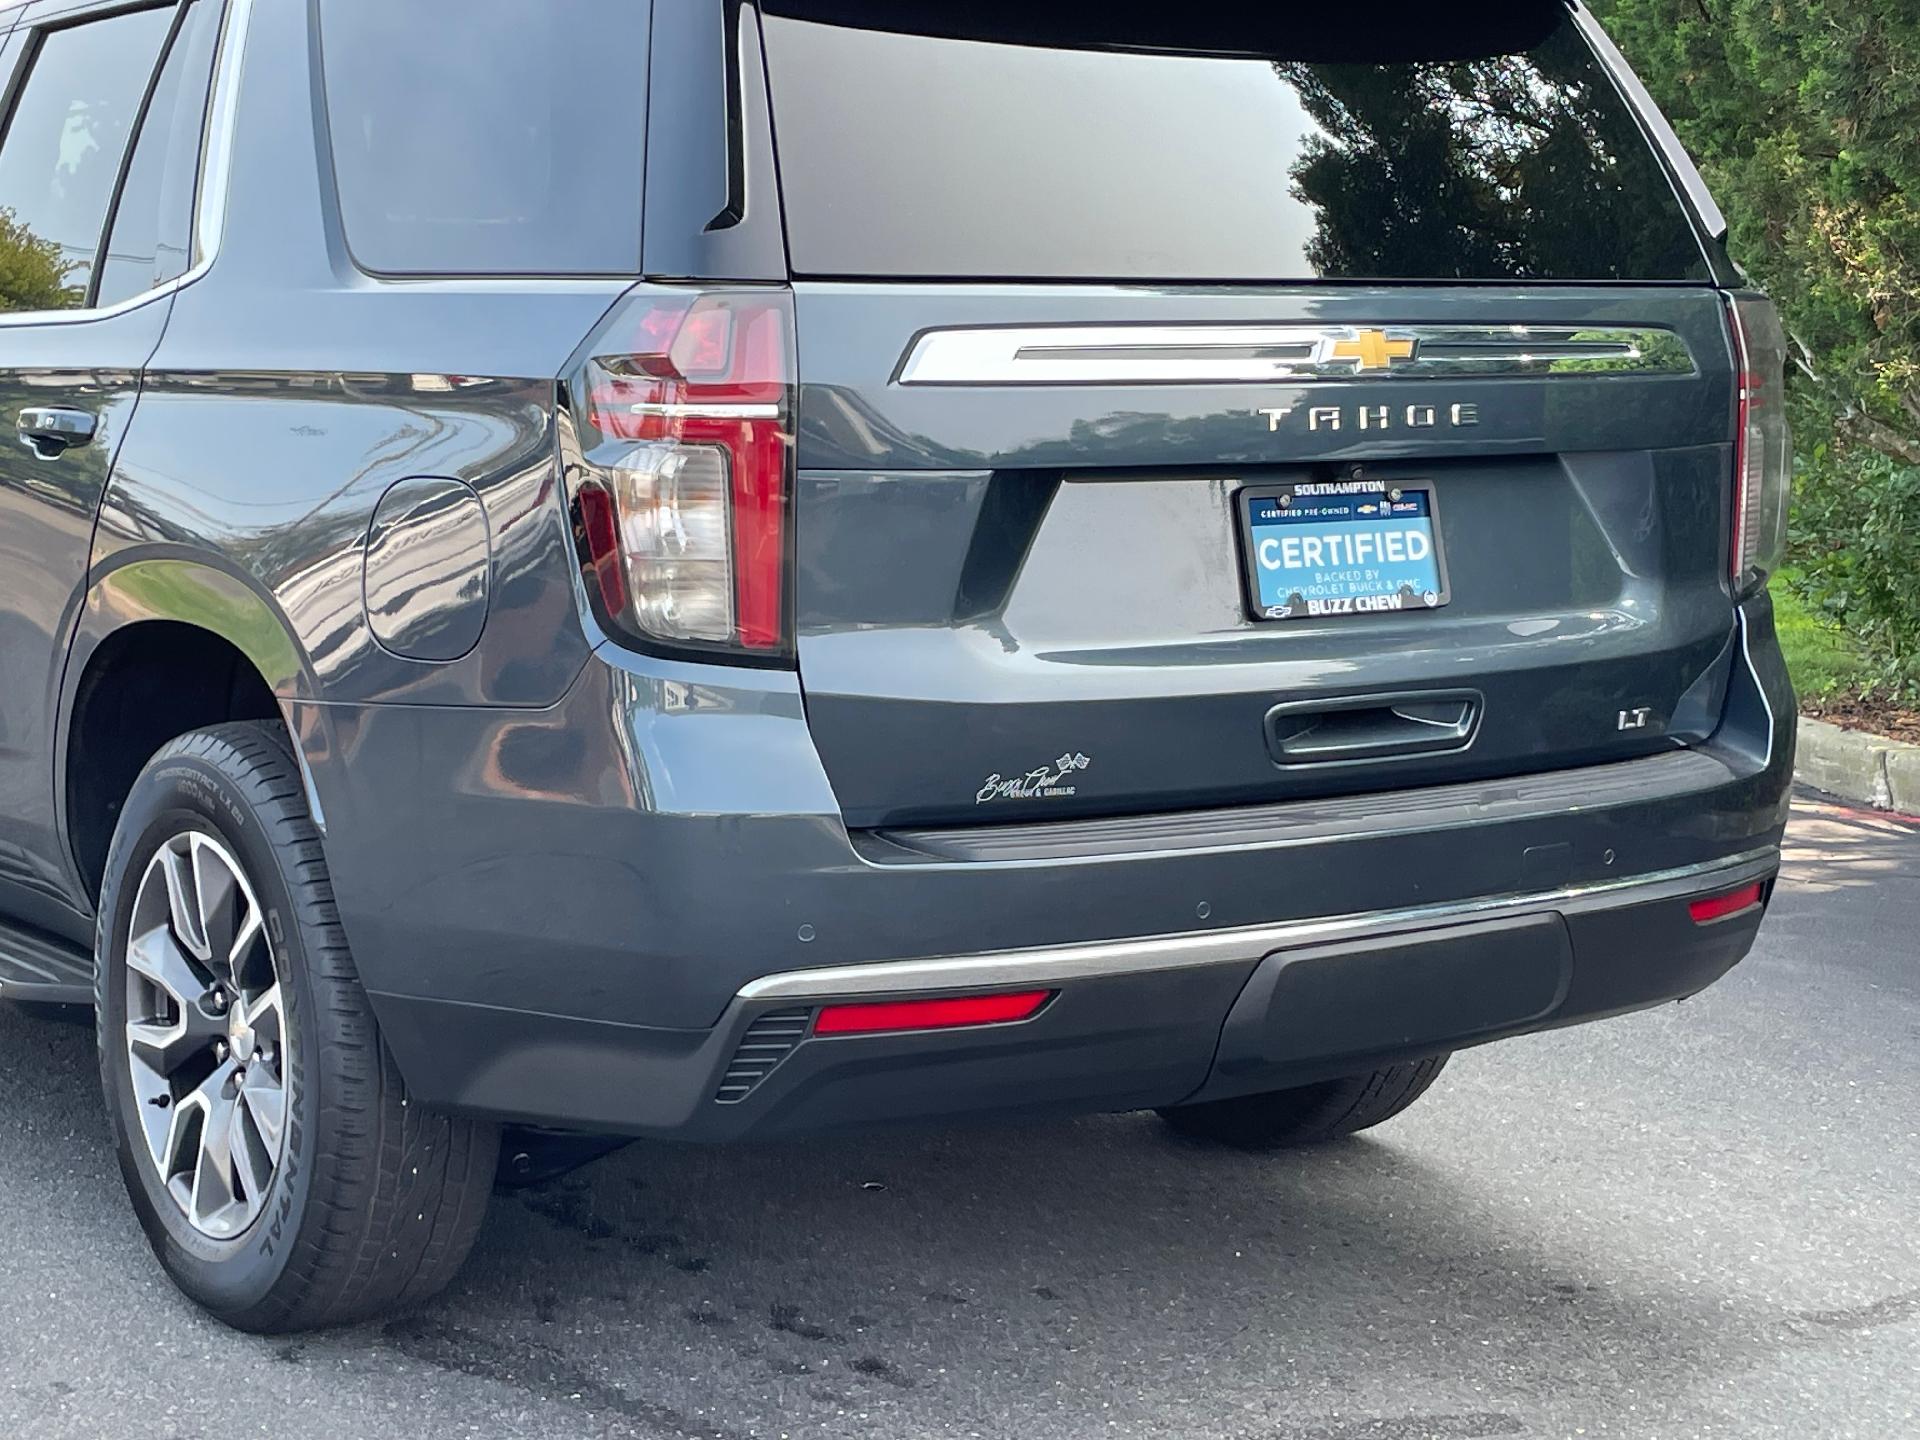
<box><xmin>1788</xmin><ymin>431</ymin><xmax>1920</xmax><ymax>698</ymax></box>
<box><xmin>0</xmin><ymin>208</ymin><xmax>80</xmax><ymax>313</ymax></box>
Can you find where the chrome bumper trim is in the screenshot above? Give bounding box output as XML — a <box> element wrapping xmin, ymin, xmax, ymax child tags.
<box><xmin>735</xmin><ymin>847</ymin><xmax>1779</xmax><ymax>1002</ymax></box>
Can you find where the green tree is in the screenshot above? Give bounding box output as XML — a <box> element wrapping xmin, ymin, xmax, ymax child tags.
<box><xmin>1589</xmin><ymin>0</ymin><xmax>1920</xmax><ymax>690</ymax></box>
<box><xmin>0</xmin><ymin>208</ymin><xmax>80</xmax><ymax>313</ymax></box>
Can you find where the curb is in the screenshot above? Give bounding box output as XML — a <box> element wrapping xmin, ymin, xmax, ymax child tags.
<box><xmin>1795</xmin><ymin>716</ymin><xmax>1920</xmax><ymax>812</ymax></box>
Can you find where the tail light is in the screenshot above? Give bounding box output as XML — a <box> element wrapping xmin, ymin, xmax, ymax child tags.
<box><xmin>563</xmin><ymin>287</ymin><xmax>795</xmax><ymax>658</ymax></box>
<box><xmin>1728</xmin><ymin>295</ymin><xmax>1792</xmax><ymax>597</ymax></box>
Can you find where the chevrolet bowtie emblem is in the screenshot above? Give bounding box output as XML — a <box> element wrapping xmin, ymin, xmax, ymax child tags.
<box><xmin>1331</xmin><ymin>330</ymin><xmax>1418</xmax><ymax>371</ymax></box>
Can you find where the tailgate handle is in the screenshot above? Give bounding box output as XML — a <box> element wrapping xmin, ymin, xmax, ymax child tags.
<box><xmin>1265</xmin><ymin>690</ymin><xmax>1482</xmax><ymax>766</ymax></box>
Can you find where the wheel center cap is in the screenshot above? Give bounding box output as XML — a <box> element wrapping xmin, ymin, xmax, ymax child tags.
<box><xmin>228</xmin><ymin>1013</ymin><xmax>257</xmax><ymax>1065</ymax></box>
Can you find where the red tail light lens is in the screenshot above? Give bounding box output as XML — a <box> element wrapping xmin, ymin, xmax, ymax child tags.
<box><xmin>812</xmin><ymin>990</ymin><xmax>1053</xmax><ymax>1037</ymax></box>
<box><xmin>1689</xmin><ymin>882</ymin><xmax>1765</xmax><ymax>924</ymax></box>
<box><xmin>1728</xmin><ymin>296</ymin><xmax>1792</xmax><ymax>597</ymax></box>
<box><xmin>566</xmin><ymin>288</ymin><xmax>794</xmax><ymax>656</ymax></box>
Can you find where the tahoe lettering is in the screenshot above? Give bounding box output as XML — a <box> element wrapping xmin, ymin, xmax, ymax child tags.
<box><xmin>1259</xmin><ymin>403</ymin><xmax>1479</xmax><ymax>432</ymax></box>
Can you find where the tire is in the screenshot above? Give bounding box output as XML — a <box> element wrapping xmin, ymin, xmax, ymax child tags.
<box><xmin>1156</xmin><ymin>1054</ymin><xmax>1450</xmax><ymax>1150</ymax></box>
<box><xmin>95</xmin><ymin>721</ymin><xmax>497</xmax><ymax>1332</ymax></box>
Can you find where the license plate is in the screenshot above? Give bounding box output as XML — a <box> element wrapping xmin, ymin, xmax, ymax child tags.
<box><xmin>1236</xmin><ymin>479</ymin><xmax>1450</xmax><ymax>621</ymax></box>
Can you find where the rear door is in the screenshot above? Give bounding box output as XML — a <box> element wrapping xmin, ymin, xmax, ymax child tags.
<box><xmin>0</xmin><ymin>0</ymin><xmax>213</xmax><ymax>921</ymax></box>
<box><xmin>762</xmin><ymin>1</ymin><xmax>1741</xmax><ymax>830</ymax></box>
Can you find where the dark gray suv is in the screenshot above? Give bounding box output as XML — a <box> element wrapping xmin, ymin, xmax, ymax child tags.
<box><xmin>0</xmin><ymin>0</ymin><xmax>1793</xmax><ymax>1331</ymax></box>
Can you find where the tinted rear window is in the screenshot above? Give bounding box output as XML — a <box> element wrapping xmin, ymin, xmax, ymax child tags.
<box><xmin>318</xmin><ymin>0</ymin><xmax>649</xmax><ymax>276</ymax></box>
<box><xmin>760</xmin><ymin>2</ymin><xmax>1708</xmax><ymax>282</ymax></box>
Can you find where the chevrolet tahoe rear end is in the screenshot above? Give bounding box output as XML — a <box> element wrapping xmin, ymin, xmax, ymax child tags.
<box><xmin>332</xmin><ymin>0</ymin><xmax>1794</xmax><ymax>1140</ymax></box>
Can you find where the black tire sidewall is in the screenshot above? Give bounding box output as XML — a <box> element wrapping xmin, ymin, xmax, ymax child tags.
<box><xmin>97</xmin><ymin>740</ymin><xmax>322</xmax><ymax>1320</ymax></box>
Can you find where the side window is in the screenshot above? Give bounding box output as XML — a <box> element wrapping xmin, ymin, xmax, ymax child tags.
<box><xmin>318</xmin><ymin>0</ymin><xmax>650</xmax><ymax>276</ymax></box>
<box><xmin>0</xmin><ymin>4</ymin><xmax>174</xmax><ymax>312</ymax></box>
<box><xmin>96</xmin><ymin>0</ymin><xmax>219</xmax><ymax>308</ymax></box>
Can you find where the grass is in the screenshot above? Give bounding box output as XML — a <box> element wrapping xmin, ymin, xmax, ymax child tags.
<box><xmin>1771</xmin><ymin>574</ymin><xmax>1864</xmax><ymax>700</ymax></box>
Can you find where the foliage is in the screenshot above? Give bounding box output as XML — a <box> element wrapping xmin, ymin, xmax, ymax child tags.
<box><xmin>0</xmin><ymin>208</ymin><xmax>80</xmax><ymax>313</ymax></box>
<box><xmin>1770</xmin><ymin>572</ymin><xmax>1865</xmax><ymax>699</ymax></box>
<box><xmin>1589</xmin><ymin>0</ymin><xmax>1920</xmax><ymax>695</ymax></box>
<box><xmin>1788</xmin><ymin>444</ymin><xmax>1920</xmax><ymax>694</ymax></box>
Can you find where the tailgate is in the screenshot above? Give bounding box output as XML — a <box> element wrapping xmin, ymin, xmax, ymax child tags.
<box><xmin>759</xmin><ymin>0</ymin><xmax>1739</xmax><ymax>830</ymax></box>
<box><xmin>790</xmin><ymin>285</ymin><xmax>1737</xmax><ymax>828</ymax></box>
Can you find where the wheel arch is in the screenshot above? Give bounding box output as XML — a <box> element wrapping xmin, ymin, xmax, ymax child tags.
<box><xmin>58</xmin><ymin>557</ymin><xmax>320</xmax><ymax>907</ymax></box>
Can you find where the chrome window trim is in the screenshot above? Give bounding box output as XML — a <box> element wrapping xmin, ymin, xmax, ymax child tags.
<box><xmin>0</xmin><ymin>0</ymin><xmax>251</xmax><ymax>329</ymax></box>
<box><xmin>895</xmin><ymin>323</ymin><xmax>1697</xmax><ymax>387</ymax></box>
<box><xmin>736</xmin><ymin>846</ymin><xmax>1780</xmax><ymax>1001</ymax></box>
<box><xmin>189</xmin><ymin>0</ymin><xmax>245</xmax><ymax>271</ymax></box>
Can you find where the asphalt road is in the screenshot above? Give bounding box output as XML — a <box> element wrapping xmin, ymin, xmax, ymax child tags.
<box><xmin>0</xmin><ymin>795</ymin><xmax>1915</xmax><ymax>1440</ymax></box>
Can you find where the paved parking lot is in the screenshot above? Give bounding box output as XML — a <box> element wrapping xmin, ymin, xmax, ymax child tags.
<box><xmin>0</xmin><ymin>796</ymin><xmax>1914</xmax><ymax>1440</ymax></box>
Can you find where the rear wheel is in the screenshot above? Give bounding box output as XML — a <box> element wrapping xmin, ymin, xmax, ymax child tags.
<box><xmin>1157</xmin><ymin>1054</ymin><xmax>1450</xmax><ymax>1149</ymax></box>
<box><xmin>95</xmin><ymin>721</ymin><xmax>497</xmax><ymax>1332</ymax></box>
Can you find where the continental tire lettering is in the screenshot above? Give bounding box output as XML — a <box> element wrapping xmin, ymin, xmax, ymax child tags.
<box><xmin>260</xmin><ymin>1086</ymin><xmax>303</xmax><ymax>1258</ymax></box>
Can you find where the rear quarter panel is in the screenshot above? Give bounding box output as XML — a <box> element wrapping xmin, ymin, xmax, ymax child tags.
<box><xmin>89</xmin><ymin>0</ymin><xmax>625</xmax><ymax>710</ymax></box>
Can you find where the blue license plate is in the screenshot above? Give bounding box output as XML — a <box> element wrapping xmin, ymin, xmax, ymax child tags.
<box><xmin>1237</xmin><ymin>480</ymin><xmax>1450</xmax><ymax>621</ymax></box>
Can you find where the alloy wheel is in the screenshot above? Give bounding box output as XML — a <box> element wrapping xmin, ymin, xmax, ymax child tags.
<box><xmin>123</xmin><ymin>830</ymin><xmax>291</xmax><ymax>1240</ymax></box>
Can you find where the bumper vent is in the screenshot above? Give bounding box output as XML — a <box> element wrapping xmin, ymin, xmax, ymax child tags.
<box><xmin>714</xmin><ymin>1008</ymin><xmax>813</xmax><ymax>1104</ymax></box>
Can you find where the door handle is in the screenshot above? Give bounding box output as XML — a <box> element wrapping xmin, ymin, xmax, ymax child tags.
<box><xmin>17</xmin><ymin>406</ymin><xmax>97</xmax><ymax>459</ymax></box>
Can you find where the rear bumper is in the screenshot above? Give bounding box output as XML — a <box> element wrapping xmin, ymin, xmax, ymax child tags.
<box><xmin>374</xmin><ymin>846</ymin><xmax>1777</xmax><ymax>1138</ymax></box>
<box><xmin>306</xmin><ymin>599</ymin><xmax>1796</xmax><ymax>1138</ymax></box>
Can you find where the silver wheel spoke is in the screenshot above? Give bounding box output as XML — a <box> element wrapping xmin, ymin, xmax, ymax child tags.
<box><xmin>228</xmin><ymin>907</ymin><xmax>264</xmax><ymax>988</ymax></box>
<box><xmin>190</xmin><ymin>1083</ymin><xmax>241</xmax><ymax>1229</ymax></box>
<box><xmin>125</xmin><ymin>928</ymin><xmax>221</xmax><ymax>1076</ymax></box>
<box><xmin>229</xmin><ymin>1089</ymin><xmax>274</xmax><ymax>1204</ymax></box>
<box><xmin>126</xmin><ymin>926</ymin><xmax>205</xmax><ymax>1009</ymax></box>
<box><xmin>159</xmin><ymin>1083</ymin><xmax>212</xmax><ymax>1188</ymax></box>
<box><xmin>240</xmin><ymin>1075</ymin><xmax>286</xmax><ymax>1155</ymax></box>
<box><xmin>243</xmin><ymin>981</ymin><xmax>282</xmax><ymax>1033</ymax></box>
<box><xmin>127</xmin><ymin>1019</ymin><xmax>199</xmax><ymax>1076</ymax></box>
<box><xmin>191</xmin><ymin>834</ymin><xmax>244</xmax><ymax>982</ymax></box>
<box><xmin>160</xmin><ymin>844</ymin><xmax>210</xmax><ymax>961</ymax></box>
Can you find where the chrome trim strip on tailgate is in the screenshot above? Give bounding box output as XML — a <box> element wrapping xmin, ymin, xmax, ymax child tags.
<box><xmin>895</xmin><ymin>323</ymin><xmax>1695</xmax><ymax>386</ymax></box>
<box><xmin>736</xmin><ymin>847</ymin><xmax>1778</xmax><ymax>1001</ymax></box>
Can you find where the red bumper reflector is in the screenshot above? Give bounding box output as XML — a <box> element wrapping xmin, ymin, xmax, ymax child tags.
<box><xmin>813</xmin><ymin>990</ymin><xmax>1052</xmax><ymax>1037</ymax></box>
<box><xmin>1689</xmin><ymin>883</ymin><xmax>1765</xmax><ymax>924</ymax></box>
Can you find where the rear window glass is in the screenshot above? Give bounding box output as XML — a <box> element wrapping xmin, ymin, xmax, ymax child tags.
<box><xmin>760</xmin><ymin>2</ymin><xmax>1708</xmax><ymax>283</ymax></box>
<box><xmin>317</xmin><ymin>0</ymin><xmax>648</xmax><ymax>276</ymax></box>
